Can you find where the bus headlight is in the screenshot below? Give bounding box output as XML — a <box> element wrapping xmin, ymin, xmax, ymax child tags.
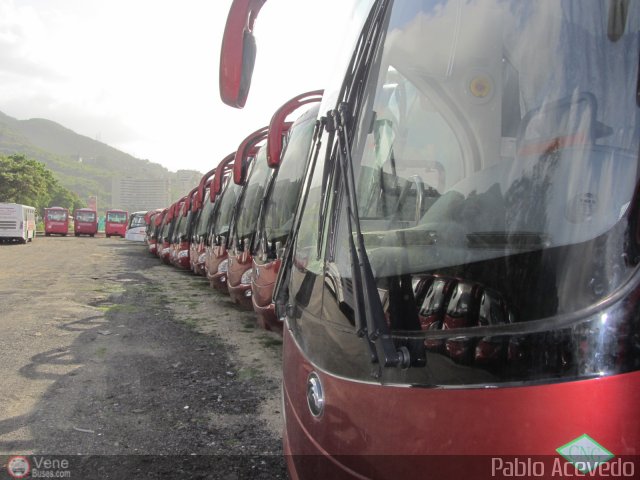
<box><xmin>217</xmin><ymin>259</ymin><xmax>229</xmax><ymax>274</ymax></box>
<box><xmin>240</xmin><ymin>269</ymin><xmax>253</xmax><ymax>286</ymax></box>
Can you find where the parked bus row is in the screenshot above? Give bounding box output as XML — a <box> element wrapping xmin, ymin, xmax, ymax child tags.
<box><xmin>42</xmin><ymin>207</ymin><xmax>146</xmax><ymax>239</ymax></box>
<box><xmin>143</xmin><ymin>90</ymin><xmax>322</xmax><ymax>335</ymax></box>
<box><xmin>144</xmin><ymin>1</ymin><xmax>640</xmax><ymax>478</ymax></box>
<box><xmin>1</xmin><ymin>204</ymin><xmax>146</xmax><ymax>243</ymax></box>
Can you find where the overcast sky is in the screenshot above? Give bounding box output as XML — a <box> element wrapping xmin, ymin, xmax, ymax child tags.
<box><xmin>0</xmin><ymin>0</ymin><xmax>350</xmax><ymax>174</ymax></box>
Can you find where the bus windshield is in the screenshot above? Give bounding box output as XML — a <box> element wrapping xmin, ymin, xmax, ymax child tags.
<box><xmin>263</xmin><ymin>107</ymin><xmax>318</xmax><ymax>248</ymax></box>
<box><xmin>107</xmin><ymin>212</ymin><xmax>127</xmax><ymax>223</ymax></box>
<box><xmin>234</xmin><ymin>148</ymin><xmax>272</xmax><ymax>250</ymax></box>
<box><xmin>211</xmin><ymin>176</ymin><xmax>242</xmax><ymax>240</ymax></box>
<box><xmin>76</xmin><ymin>211</ymin><xmax>96</xmax><ymax>223</ymax></box>
<box><xmin>47</xmin><ymin>210</ymin><xmax>68</xmax><ymax>221</ymax></box>
<box><xmin>196</xmin><ymin>191</ymin><xmax>215</xmax><ymax>239</ymax></box>
<box><xmin>129</xmin><ymin>214</ymin><xmax>146</xmax><ymax>228</ymax></box>
<box><xmin>340</xmin><ymin>0</ymin><xmax>639</xmax><ymax>323</ymax></box>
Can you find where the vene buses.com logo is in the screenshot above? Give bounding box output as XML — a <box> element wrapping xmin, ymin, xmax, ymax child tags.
<box><xmin>6</xmin><ymin>456</ymin><xmax>31</xmax><ymax>479</ymax></box>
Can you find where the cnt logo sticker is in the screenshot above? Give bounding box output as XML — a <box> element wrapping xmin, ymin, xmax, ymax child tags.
<box><xmin>556</xmin><ymin>434</ymin><xmax>615</xmax><ymax>473</ymax></box>
<box><xmin>6</xmin><ymin>456</ymin><xmax>31</xmax><ymax>479</ymax></box>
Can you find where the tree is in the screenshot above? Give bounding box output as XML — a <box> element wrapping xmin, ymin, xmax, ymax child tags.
<box><xmin>0</xmin><ymin>154</ymin><xmax>84</xmax><ymax>214</ymax></box>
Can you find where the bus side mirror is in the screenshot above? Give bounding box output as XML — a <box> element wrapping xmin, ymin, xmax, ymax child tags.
<box><xmin>233</xmin><ymin>126</ymin><xmax>268</xmax><ymax>185</ymax></box>
<box><xmin>219</xmin><ymin>0</ymin><xmax>266</xmax><ymax>108</ymax></box>
<box><xmin>267</xmin><ymin>90</ymin><xmax>323</xmax><ymax>167</ymax></box>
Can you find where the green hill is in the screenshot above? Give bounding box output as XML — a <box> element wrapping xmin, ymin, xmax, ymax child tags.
<box><xmin>0</xmin><ymin>111</ymin><xmax>202</xmax><ymax>210</ymax></box>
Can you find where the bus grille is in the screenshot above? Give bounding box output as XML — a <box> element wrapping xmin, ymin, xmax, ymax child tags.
<box><xmin>0</xmin><ymin>221</ymin><xmax>17</xmax><ymax>230</ymax></box>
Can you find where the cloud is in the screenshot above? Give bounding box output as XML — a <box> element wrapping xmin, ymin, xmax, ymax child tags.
<box><xmin>0</xmin><ymin>0</ymin><xmax>351</xmax><ymax>173</ymax></box>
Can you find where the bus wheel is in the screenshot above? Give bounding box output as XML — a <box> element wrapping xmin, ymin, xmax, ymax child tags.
<box><xmin>91</xmin><ymin>234</ymin><xmax>95</xmax><ymax>237</ymax></box>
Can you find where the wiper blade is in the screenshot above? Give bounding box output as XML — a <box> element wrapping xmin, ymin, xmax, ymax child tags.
<box><xmin>334</xmin><ymin>102</ymin><xmax>409</xmax><ymax>369</ymax></box>
<box><xmin>466</xmin><ymin>232</ymin><xmax>550</xmax><ymax>249</ymax></box>
<box><xmin>326</xmin><ymin>0</ymin><xmax>409</xmax><ymax>368</ymax></box>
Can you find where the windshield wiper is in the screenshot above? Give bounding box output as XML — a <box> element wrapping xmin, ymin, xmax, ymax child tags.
<box><xmin>333</xmin><ymin>102</ymin><xmax>409</xmax><ymax>369</ymax></box>
<box><xmin>324</xmin><ymin>0</ymin><xmax>411</xmax><ymax>368</ymax></box>
<box><xmin>466</xmin><ymin>231</ymin><xmax>550</xmax><ymax>249</ymax></box>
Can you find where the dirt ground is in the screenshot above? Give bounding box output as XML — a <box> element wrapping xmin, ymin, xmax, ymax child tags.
<box><xmin>0</xmin><ymin>236</ymin><xmax>287</xmax><ymax>478</ymax></box>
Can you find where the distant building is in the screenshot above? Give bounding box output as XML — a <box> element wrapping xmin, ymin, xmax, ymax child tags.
<box><xmin>171</xmin><ymin>170</ymin><xmax>202</xmax><ymax>202</ymax></box>
<box><xmin>112</xmin><ymin>177</ymin><xmax>171</xmax><ymax>213</ymax></box>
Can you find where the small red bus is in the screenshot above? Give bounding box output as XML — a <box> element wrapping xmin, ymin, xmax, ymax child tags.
<box><xmin>44</xmin><ymin>207</ymin><xmax>69</xmax><ymax>236</ymax></box>
<box><xmin>105</xmin><ymin>209</ymin><xmax>128</xmax><ymax>238</ymax></box>
<box><xmin>73</xmin><ymin>208</ymin><xmax>98</xmax><ymax>237</ymax></box>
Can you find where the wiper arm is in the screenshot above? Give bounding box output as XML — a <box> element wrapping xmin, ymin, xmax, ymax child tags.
<box><xmin>333</xmin><ymin>103</ymin><xmax>410</xmax><ymax>369</ymax></box>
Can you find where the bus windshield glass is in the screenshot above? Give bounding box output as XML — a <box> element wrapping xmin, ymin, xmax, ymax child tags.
<box><xmin>342</xmin><ymin>0</ymin><xmax>640</xmax><ymax>325</ymax></box>
<box><xmin>196</xmin><ymin>192</ymin><xmax>215</xmax><ymax>238</ymax></box>
<box><xmin>107</xmin><ymin>212</ymin><xmax>127</xmax><ymax>223</ymax></box>
<box><xmin>234</xmin><ymin>148</ymin><xmax>271</xmax><ymax>249</ymax></box>
<box><xmin>263</xmin><ymin>108</ymin><xmax>318</xmax><ymax>247</ymax></box>
<box><xmin>76</xmin><ymin>211</ymin><xmax>96</xmax><ymax>223</ymax></box>
<box><xmin>129</xmin><ymin>214</ymin><xmax>146</xmax><ymax>228</ymax></box>
<box><xmin>47</xmin><ymin>210</ymin><xmax>67</xmax><ymax>221</ymax></box>
<box><xmin>211</xmin><ymin>176</ymin><xmax>242</xmax><ymax>239</ymax></box>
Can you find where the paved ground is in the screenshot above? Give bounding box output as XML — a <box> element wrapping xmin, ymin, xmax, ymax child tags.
<box><xmin>0</xmin><ymin>236</ymin><xmax>286</xmax><ymax>479</ymax></box>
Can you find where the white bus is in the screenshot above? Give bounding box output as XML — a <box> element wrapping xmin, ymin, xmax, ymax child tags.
<box><xmin>0</xmin><ymin>203</ymin><xmax>36</xmax><ymax>244</ymax></box>
<box><xmin>125</xmin><ymin>211</ymin><xmax>147</xmax><ymax>242</ymax></box>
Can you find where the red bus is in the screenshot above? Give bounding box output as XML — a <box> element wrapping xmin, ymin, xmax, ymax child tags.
<box><xmin>205</xmin><ymin>153</ymin><xmax>238</xmax><ymax>293</ymax></box>
<box><xmin>44</xmin><ymin>206</ymin><xmax>69</xmax><ymax>236</ymax></box>
<box><xmin>190</xmin><ymin>168</ymin><xmax>217</xmax><ymax>275</ymax></box>
<box><xmin>227</xmin><ymin>136</ymin><xmax>271</xmax><ymax>308</ymax></box>
<box><xmin>73</xmin><ymin>208</ymin><xmax>98</xmax><ymax>237</ymax></box>
<box><xmin>105</xmin><ymin>209</ymin><xmax>128</xmax><ymax>238</ymax></box>
<box><xmin>251</xmin><ymin>92</ymin><xmax>322</xmax><ymax>332</ymax></box>
<box><xmin>216</xmin><ymin>127</ymin><xmax>268</xmax><ymax>300</ymax></box>
<box><xmin>171</xmin><ymin>193</ymin><xmax>195</xmax><ymax>269</ymax></box>
<box><xmin>149</xmin><ymin>208</ymin><xmax>168</xmax><ymax>256</ymax></box>
<box><xmin>222</xmin><ymin>1</ymin><xmax>640</xmax><ymax>478</ymax></box>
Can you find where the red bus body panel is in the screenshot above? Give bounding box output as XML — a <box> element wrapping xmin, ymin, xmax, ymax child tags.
<box><xmin>227</xmin><ymin>252</ymin><xmax>253</xmax><ymax>309</ymax></box>
<box><xmin>206</xmin><ymin>244</ymin><xmax>229</xmax><ymax>293</ymax></box>
<box><xmin>148</xmin><ymin>238</ymin><xmax>158</xmax><ymax>255</ymax></box>
<box><xmin>191</xmin><ymin>240</ymin><xmax>207</xmax><ymax>276</ymax></box>
<box><xmin>251</xmin><ymin>258</ymin><xmax>282</xmax><ymax>333</ymax></box>
<box><xmin>173</xmin><ymin>240</ymin><xmax>191</xmax><ymax>269</ymax></box>
<box><xmin>282</xmin><ymin>327</ymin><xmax>640</xmax><ymax>479</ymax></box>
<box><xmin>160</xmin><ymin>240</ymin><xmax>171</xmax><ymax>264</ymax></box>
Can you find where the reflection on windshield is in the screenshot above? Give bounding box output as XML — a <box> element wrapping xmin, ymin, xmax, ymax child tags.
<box><xmin>344</xmin><ymin>0</ymin><xmax>639</xmax><ymax>323</ymax></box>
<box><xmin>196</xmin><ymin>192</ymin><xmax>215</xmax><ymax>238</ymax></box>
<box><xmin>211</xmin><ymin>177</ymin><xmax>241</xmax><ymax>239</ymax></box>
<box><xmin>234</xmin><ymin>148</ymin><xmax>272</xmax><ymax>249</ymax></box>
<box><xmin>129</xmin><ymin>215</ymin><xmax>146</xmax><ymax>228</ymax></box>
<box><xmin>76</xmin><ymin>212</ymin><xmax>96</xmax><ymax>223</ymax></box>
<box><xmin>47</xmin><ymin>211</ymin><xmax>67</xmax><ymax>221</ymax></box>
<box><xmin>263</xmin><ymin>107</ymin><xmax>318</xmax><ymax>248</ymax></box>
<box><xmin>107</xmin><ymin>212</ymin><xmax>127</xmax><ymax>223</ymax></box>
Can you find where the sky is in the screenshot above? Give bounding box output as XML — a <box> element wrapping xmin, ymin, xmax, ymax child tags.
<box><xmin>0</xmin><ymin>0</ymin><xmax>351</xmax><ymax>174</ymax></box>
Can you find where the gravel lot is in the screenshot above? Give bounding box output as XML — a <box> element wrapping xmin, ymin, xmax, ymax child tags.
<box><xmin>0</xmin><ymin>236</ymin><xmax>286</xmax><ymax>479</ymax></box>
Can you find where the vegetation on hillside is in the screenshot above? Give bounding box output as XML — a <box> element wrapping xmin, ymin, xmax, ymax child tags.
<box><xmin>0</xmin><ymin>111</ymin><xmax>202</xmax><ymax>210</ymax></box>
<box><xmin>0</xmin><ymin>154</ymin><xmax>84</xmax><ymax>214</ymax></box>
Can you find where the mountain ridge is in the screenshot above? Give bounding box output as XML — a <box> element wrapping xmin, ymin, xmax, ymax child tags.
<box><xmin>0</xmin><ymin>110</ymin><xmax>202</xmax><ymax>210</ymax></box>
